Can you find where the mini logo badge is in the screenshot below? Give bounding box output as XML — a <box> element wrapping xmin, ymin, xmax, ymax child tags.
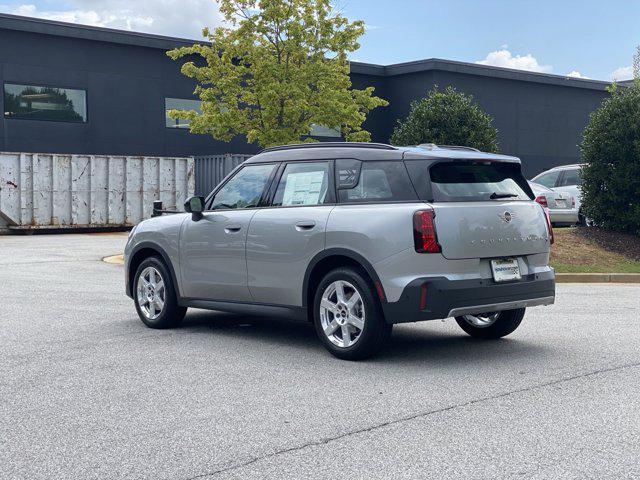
<box><xmin>499</xmin><ymin>211</ymin><xmax>515</xmax><ymax>223</ymax></box>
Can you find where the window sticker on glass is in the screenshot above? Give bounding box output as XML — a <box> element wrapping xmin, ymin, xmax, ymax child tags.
<box><xmin>281</xmin><ymin>171</ymin><xmax>326</xmax><ymax>206</ymax></box>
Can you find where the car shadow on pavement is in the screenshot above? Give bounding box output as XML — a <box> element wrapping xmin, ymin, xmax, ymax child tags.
<box><xmin>178</xmin><ymin>309</ymin><xmax>553</xmax><ymax>367</ymax></box>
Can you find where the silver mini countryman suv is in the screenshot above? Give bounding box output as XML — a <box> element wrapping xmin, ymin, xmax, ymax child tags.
<box><xmin>125</xmin><ymin>143</ymin><xmax>555</xmax><ymax>360</ymax></box>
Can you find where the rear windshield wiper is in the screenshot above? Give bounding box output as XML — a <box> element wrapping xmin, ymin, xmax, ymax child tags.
<box><xmin>489</xmin><ymin>192</ymin><xmax>519</xmax><ymax>199</ymax></box>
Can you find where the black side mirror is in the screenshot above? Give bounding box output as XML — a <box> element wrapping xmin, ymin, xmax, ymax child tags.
<box><xmin>184</xmin><ymin>196</ymin><xmax>205</xmax><ymax>221</ymax></box>
<box><xmin>152</xmin><ymin>200</ymin><xmax>163</xmax><ymax>217</ymax></box>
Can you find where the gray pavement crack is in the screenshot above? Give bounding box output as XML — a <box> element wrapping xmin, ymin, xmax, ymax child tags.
<box><xmin>185</xmin><ymin>359</ymin><xmax>640</xmax><ymax>480</ymax></box>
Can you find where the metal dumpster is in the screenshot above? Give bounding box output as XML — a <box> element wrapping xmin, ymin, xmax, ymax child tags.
<box><xmin>0</xmin><ymin>152</ymin><xmax>194</xmax><ymax>232</ymax></box>
<box><xmin>194</xmin><ymin>154</ymin><xmax>252</xmax><ymax>196</ymax></box>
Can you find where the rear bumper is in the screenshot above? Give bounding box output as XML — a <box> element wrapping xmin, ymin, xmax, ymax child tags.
<box><xmin>381</xmin><ymin>270</ymin><xmax>555</xmax><ymax>324</ymax></box>
<box><xmin>549</xmin><ymin>209</ymin><xmax>579</xmax><ymax>225</ymax></box>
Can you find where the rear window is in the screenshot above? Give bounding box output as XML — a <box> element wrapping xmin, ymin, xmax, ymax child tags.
<box><xmin>429</xmin><ymin>162</ymin><xmax>532</xmax><ymax>202</ymax></box>
<box><xmin>336</xmin><ymin>160</ymin><xmax>417</xmax><ymax>203</ymax></box>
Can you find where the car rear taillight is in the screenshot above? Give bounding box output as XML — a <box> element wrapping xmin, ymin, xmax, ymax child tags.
<box><xmin>413</xmin><ymin>210</ymin><xmax>441</xmax><ymax>253</ymax></box>
<box><xmin>535</xmin><ymin>195</ymin><xmax>548</xmax><ymax>208</ymax></box>
<box><xmin>542</xmin><ymin>207</ymin><xmax>554</xmax><ymax>245</ymax></box>
<box><xmin>571</xmin><ymin>197</ymin><xmax>576</xmax><ymax>208</ymax></box>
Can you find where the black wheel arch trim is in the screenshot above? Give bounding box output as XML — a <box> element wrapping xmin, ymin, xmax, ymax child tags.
<box><xmin>126</xmin><ymin>241</ymin><xmax>181</xmax><ymax>299</ymax></box>
<box><xmin>302</xmin><ymin>248</ymin><xmax>385</xmax><ymax>308</ymax></box>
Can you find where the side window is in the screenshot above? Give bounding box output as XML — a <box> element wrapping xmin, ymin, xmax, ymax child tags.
<box><xmin>533</xmin><ymin>170</ymin><xmax>560</xmax><ymax>189</ymax></box>
<box><xmin>210</xmin><ymin>164</ymin><xmax>276</xmax><ymax>210</ymax></box>
<box><xmin>337</xmin><ymin>161</ymin><xmax>417</xmax><ymax>203</ymax></box>
<box><xmin>272</xmin><ymin>162</ymin><xmax>331</xmax><ymax>206</ymax></box>
<box><xmin>559</xmin><ymin>169</ymin><xmax>582</xmax><ymax>187</ymax></box>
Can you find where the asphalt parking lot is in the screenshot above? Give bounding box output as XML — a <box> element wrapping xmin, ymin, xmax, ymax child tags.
<box><xmin>1</xmin><ymin>233</ymin><xmax>639</xmax><ymax>480</ymax></box>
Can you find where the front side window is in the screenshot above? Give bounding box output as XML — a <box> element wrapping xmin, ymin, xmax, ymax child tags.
<box><xmin>338</xmin><ymin>160</ymin><xmax>417</xmax><ymax>203</ymax></box>
<box><xmin>429</xmin><ymin>161</ymin><xmax>531</xmax><ymax>202</ymax></box>
<box><xmin>272</xmin><ymin>162</ymin><xmax>331</xmax><ymax>206</ymax></box>
<box><xmin>533</xmin><ymin>170</ymin><xmax>561</xmax><ymax>188</ymax></box>
<box><xmin>3</xmin><ymin>83</ymin><xmax>86</xmax><ymax>122</ymax></box>
<box><xmin>559</xmin><ymin>169</ymin><xmax>582</xmax><ymax>187</ymax></box>
<box><xmin>210</xmin><ymin>164</ymin><xmax>276</xmax><ymax>210</ymax></box>
<box><xmin>165</xmin><ymin>98</ymin><xmax>202</xmax><ymax>128</ymax></box>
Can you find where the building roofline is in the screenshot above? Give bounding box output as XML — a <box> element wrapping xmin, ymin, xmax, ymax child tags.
<box><xmin>0</xmin><ymin>12</ymin><xmax>616</xmax><ymax>91</ymax></box>
<box><xmin>352</xmin><ymin>58</ymin><xmax>614</xmax><ymax>91</ymax></box>
<box><xmin>0</xmin><ymin>12</ymin><xmax>200</xmax><ymax>50</ymax></box>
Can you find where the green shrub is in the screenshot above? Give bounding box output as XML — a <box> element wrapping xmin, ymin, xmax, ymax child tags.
<box><xmin>580</xmin><ymin>82</ymin><xmax>640</xmax><ymax>236</ymax></box>
<box><xmin>390</xmin><ymin>85</ymin><xmax>499</xmax><ymax>152</ymax></box>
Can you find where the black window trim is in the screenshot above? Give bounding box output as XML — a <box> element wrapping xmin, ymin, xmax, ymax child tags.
<box><xmin>3</xmin><ymin>81</ymin><xmax>89</xmax><ymax>124</ymax></box>
<box><xmin>204</xmin><ymin>161</ymin><xmax>280</xmax><ymax>212</ymax></box>
<box><xmin>265</xmin><ymin>159</ymin><xmax>337</xmax><ymax>208</ymax></box>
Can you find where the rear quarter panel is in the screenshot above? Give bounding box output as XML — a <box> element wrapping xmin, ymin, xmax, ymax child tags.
<box><xmin>327</xmin><ymin>203</ymin><xmax>448</xmax><ymax>302</ymax></box>
<box><xmin>326</xmin><ymin>203</ymin><xmax>552</xmax><ymax>303</ymax></box>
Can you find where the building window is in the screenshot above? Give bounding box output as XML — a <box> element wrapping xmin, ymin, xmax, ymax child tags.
<box><xmin>3</xmin><ymin>83</ymin><xmax>87</xmax><ymax>122</ymax></box>
<box><xmin>309</xmin><ymin>124</ymin><xmax>341</xmax><ymax>137</ymax></box>
<box><xmin>165</xmin><ymin>98</ymin><xmax>202</xmax><ymax>128</ymax></box>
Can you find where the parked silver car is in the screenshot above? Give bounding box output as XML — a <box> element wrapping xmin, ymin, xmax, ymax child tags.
<box><xmin>125</xmin><ymin>143</ymin><xmax>556</xmax><ymax>359</ymax></box>
<box><xmin>528</xmin><ymin>181</ymin><xmax>578</xmax><ymax>226</ymax></box>
<box><xmin>531</xmin><ymin>164</ymin><xmax>586</xmax><ymax>225</ymax></box>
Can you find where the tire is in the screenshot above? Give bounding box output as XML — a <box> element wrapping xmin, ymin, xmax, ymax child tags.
<box><xmin>313</xmin><ymin>267</ymin><xmax>392</xmax><ymax>360</ymax></box>
<box><xmin>578</xmin><ymin>211</ymin><xmax>587</xmax><ymax>227</ymax></box>
<box><xmin>455</xmin><ymin>308</ymin><xmax>525</xmax><ymax>339</ymax></box>
<box><xmin>133</xmin><ymin>256</ymin><xmax>187</xmax><ymax>329</ymax></box>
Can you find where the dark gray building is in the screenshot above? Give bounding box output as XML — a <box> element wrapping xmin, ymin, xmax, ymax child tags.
<box><xmin>0</xmin><ymin>13</ymin><xmax>611</xmax><ymax>176</ymax></box>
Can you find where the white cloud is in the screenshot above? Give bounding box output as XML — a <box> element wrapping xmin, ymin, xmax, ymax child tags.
<box><xmin>0</xmin><ymin>1</ymin><xmax>223</xmax><ymax>39</ymax></box>
<box><xmin>609</xmin><ymin>66</ymin><xmax>634</xmax><ymax>81</ymax></box>
<box><xmin>566</xmin><ymin>70</ymin><xmax>589</xmax><ymax>79</ymax></box>
<box><xmin>476</xmin><ymin>49</ymin><xmax>552</xmax><ymax>73</ymax></box>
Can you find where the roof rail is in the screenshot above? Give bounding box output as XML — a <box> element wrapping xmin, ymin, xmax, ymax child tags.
<box><xmin>259</xmin><ymin>142</ymin><xmax>397</xmax><ymax>153</ymax></box>
<box><xmin>416</xmin><ymin>143</ymin><xmax>481</xmax><ymax>152</ymax></box>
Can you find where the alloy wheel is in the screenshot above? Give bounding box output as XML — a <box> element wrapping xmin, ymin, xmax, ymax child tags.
<box><xmin>319</xmin><ymin>280</ymin><xmax>365</xmax><ymax>348</ymax></box>
<box><xmin>136</xmin><ymin>266</ymin><xmax>166</xmax><ymax>320</ymax></box>
<box><xmin>462</xmin><ymin>312</ymin><xmax>500</xmax><ymax>328</ymax></box>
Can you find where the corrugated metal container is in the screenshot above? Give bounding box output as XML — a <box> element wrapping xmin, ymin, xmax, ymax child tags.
<box><xmin>0</xmin><ymin>152</ymin><xmax>194</xmax><ymax>231</ymax></box>
<box><xmin>194</xmin><ymin>154</ymin><xmax>252</xmax><ymax>196</ymax></box>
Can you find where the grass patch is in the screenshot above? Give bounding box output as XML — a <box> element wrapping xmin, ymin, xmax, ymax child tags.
<box><xmin>550</xmin><ymin>227</ymin><xmax>640</xmax><ymax>273</ymax></box>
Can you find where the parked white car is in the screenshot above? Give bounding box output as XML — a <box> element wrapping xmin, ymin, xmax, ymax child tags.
<box><xmin>531</xmin><ymin>164</ymin><xmax>586</xmax><ymax>225</ymax></box>
<box><xmin>528</xmin><ymin>181</ymin><xmax>578</xmax><ymax>226</ymax></box>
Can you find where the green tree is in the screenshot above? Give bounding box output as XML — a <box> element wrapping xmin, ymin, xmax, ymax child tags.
<box><xmin>167</xmin><ymin>0</ymin><xmax>387</xmax><ymax>148</ymax></box>
<box><xmin>390</xmin><ymin>85</ymin><xmax>499</xmax><ymax>152</ymax></box>
<box><xmin>580</xmin><ymin>81</ymin><xmax>640</xmax><ymax>235</ymax></box>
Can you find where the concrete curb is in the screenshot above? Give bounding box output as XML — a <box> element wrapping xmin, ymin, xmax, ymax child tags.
<box><xmin>556</xmin><ymin>273</ymin><xmax>640</xmax><ymax>283</ymax></box>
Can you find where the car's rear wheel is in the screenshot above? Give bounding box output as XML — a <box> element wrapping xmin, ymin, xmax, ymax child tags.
<box><xmin>455</xmin><ymin>308</ymin><xmax>525</xmax><ymax>339</ymax></box>
<box><xmin>313</xmin><ymin>267</ymin><xmax>391</xmax><ymax>360</ymax></box>
<box><xmin>133</xmin><ymin>256</ymin><xmax>186</xmax><ymax>329</ymax></box>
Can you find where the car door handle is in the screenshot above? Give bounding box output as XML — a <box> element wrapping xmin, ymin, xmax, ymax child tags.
<box><xmin>225</xmin><ymin>225</ymin><xmax>242</xmax><ymax>233</ymax></box>
<box><xmin>295</xmin><ymin>221</ymin><xmax>316</xmax><ymax>231</ymax></box>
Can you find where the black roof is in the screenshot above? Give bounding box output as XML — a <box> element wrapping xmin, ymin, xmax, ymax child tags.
<box><xmin>0</xmin><ymin>12</ymin><xmax>616</xmax><ymax>92</ymax></box>
<box><xmin>259</xmin><ymin>142</ymin><xmax>397</xmax><ymax>153</ymax></box>
<box><xmin>246</xmin><ymin>142</ymin><xmax>521</xmax><ymax>164</ymax></box>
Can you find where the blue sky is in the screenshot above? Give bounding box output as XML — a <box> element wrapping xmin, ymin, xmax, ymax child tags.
<box><xmin>1</xmin><ymin>0</ymin><xmax>638</xmax><ymax>80</ymax></box>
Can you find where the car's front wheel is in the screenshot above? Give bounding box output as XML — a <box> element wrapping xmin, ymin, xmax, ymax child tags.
<box><xmin>313</xmin><ymin>267</ymin><xmax>391</xmax><ymax>360</ymax></box>
<box><xmin>133</xmin><ymin>256</ymin><xmax>186</xmax><ymax>329</ymax></box>
<box><xmin>455</xmin><ymin>308</ymin><xmax>525</xmax><ymax>339</ymax></box>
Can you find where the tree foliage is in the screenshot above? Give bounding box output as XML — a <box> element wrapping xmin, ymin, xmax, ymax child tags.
<box><xmin>167</xmin><ymin>0</ymin><xmax>387</xmax><ymax>148</ymax></box>
<box><xmin>390</xmin><ymin>86</ymin><xmax>499</xmax><ymax>152</ymax></box>
<box><xmin>580</xmin><ymin>81</ymin><xmax>640</xmax><ymax>235</ymax></box>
